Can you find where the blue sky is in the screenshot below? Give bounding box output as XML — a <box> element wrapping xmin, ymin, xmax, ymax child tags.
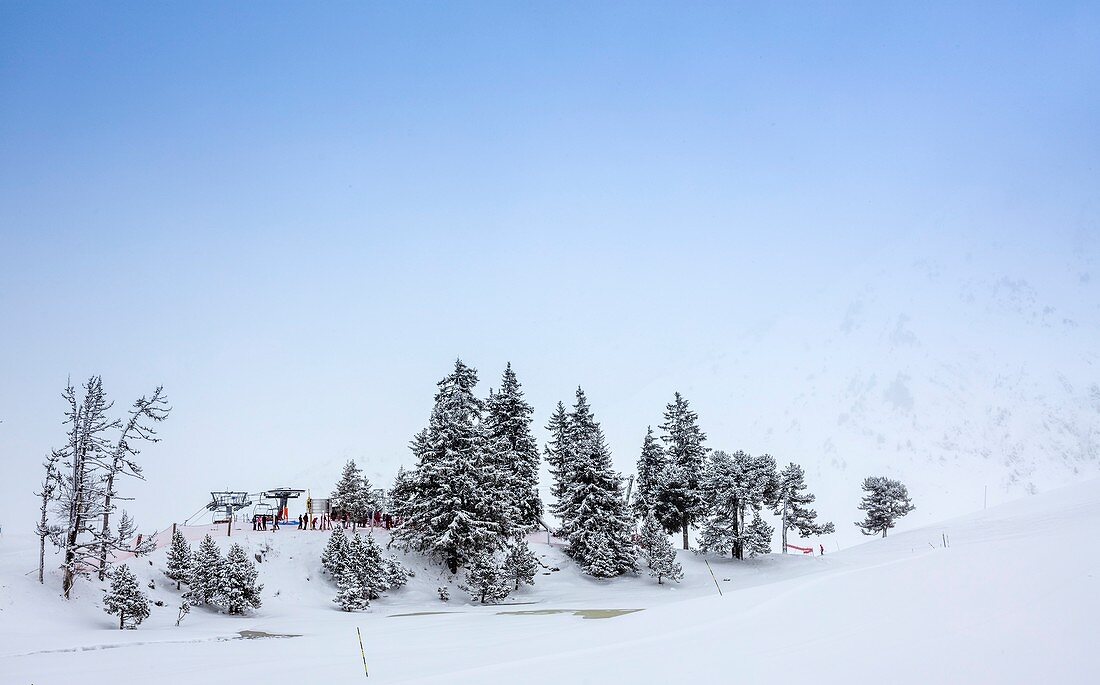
<box><xmin>1</xmin><ymin>2</ymin><xmax>1098</xmax><ymax>525</ymax></box>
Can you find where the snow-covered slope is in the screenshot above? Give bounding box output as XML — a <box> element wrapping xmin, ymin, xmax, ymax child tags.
<box><xmin>612</xmin><ymin>231</ymin><xmax>1100</xmax><ymax>546</ymax></box>
<box><xmin>2</xmin><ymin>477</ymin><xmax>1097</xmax><ymax>683</ymax></box>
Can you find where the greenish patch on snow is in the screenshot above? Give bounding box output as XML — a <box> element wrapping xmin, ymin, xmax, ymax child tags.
<box><xmin>496</xmin><ymin>608</ymin><xmax>642</xmax><ymax>620</ymax></box>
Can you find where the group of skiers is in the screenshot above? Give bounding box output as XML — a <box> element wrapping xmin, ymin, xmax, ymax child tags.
<box><xmin>250</xmin><ymin>511</ymin><xmax>398</xmax><ymax>532</ymax></box>
<box><xmin>295</xmin><ymin>513</ymin><xmax>334</xmax><ymax>530</ymax></box>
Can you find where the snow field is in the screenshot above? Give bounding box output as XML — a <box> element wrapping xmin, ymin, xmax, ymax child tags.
<box><xmin>2</xmin><ymin>479</ymin><xmax>1097</xmax><ymax>683</ymax></box>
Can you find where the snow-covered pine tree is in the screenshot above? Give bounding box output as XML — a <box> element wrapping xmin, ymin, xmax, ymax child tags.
<box><xmin>382</xmin><ymin>556</ymin><xmax>410</xmax><ymax>589</ymax></box>
<box><xmin>697</xmin><ymin>450</ymin><xmax>778</xmax><ymax>560</ymax></box>
<box><xmin>359</xmin><ymin>534</ymin><xmax>388</xmax><ymax>600</ymax></box>
<box><xmin>321</xmin><ymin>527</ymin><xmax>349</xmax><ymax>577</ymax></box>
<box><xmin>331</xmin><ymin>459</ymin><xmax>373</xmax><ymax>528</ymax></box>
<box><xmin>463</xmin><ymin>550</ymin><xmax>511</xmax><ymax>603</ymax></box>
<box><xmin>544</xmin><ymin>401</ymin><xmax>572</xmax><ymax>535</ymax></box>
<box><xmin>639</xmin><ymin>511</ymin><xmax>683</xmax><ymax>584</ymax></box>
<box><xmin>772</xmin><ymin>462</ymin><xmax>835</xmax><ymax>553</ymax></box>
<box><xmin>655</xmin><ymin>393</ymin><xmax>708</xmax><ymax>549</ymax></box>
<box><xmin>560</xmin><ymin>388</ymin><xmax>637</xmax><ymax>577</ymax></box>
<box><xmin>221</xmin><ymin>543</ymin><xmax>262</xmax><ymax>614</ymax></box>
<box><xmin>185</xmin><ymin>534</ymin><xmax>223</xmax><ymax>607</ymax></box>
<box><xmin>387</xmin><ymin>464</ymin><xmax>416</xmax><ymax>523</ymax></box>
<box><xmin>502</xmin><ymin>537</ymin><xmax>538</xmax><ymax>590</ymax></box>
<box><xmin>35</xmin><ymin>450</ymin><xmax>62</xmax><ymax>584</ymax></box>
<box><xmin>484</xmin><ymin>363</ymin><xmax>543</xmax><ymax>531</ymax></box>
<box><xmin>334</xmin><ymin>566</ymin><xmax>369</xmax><ymax>611</ymax></box>
<box><xmin>394</xmin><ymin>360</ymin><xmax>510</xmax><ymax>574</ymax></box>
<box><xmin>743</xmin><ymin>514</ymin><xmax>774</xmax><ymax>558</ymax></box>
<box><xmin>103</xmin><ymin>564</ymin><xmax>149</xmax><ymax>629</ymax></box>
<box><xmin>854</xmin><ymin>476</ymin><xmax>916</xmax><ymax>537</ymax></box>
<box><xmin>631</xmin><ymin>427</ymin><xmax>668</xmax><ymax>521</ymax></box>
<box><xmin>165</xmin><ymin>529</ymin><xmax>192</xmax><ymax>590</ymax></box>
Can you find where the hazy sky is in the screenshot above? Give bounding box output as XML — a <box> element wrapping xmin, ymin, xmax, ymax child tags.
<box><xmin>2</xmin><ymin>3</ymin><xmax>1098</xmax><ymax>530</ymax></box>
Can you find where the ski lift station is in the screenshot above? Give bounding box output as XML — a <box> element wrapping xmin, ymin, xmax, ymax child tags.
<box><xmin>185</xmin><ymin>487</ymin><xmax>336</xmax><ymax>528</ymax></box>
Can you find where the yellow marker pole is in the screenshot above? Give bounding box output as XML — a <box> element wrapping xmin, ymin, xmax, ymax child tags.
<box><xmin>357</xmin><ymin>626</ymin><xmax>368</xmax><ymax>677</ymax></box>
<box><xmin>704</xmin><ymin>559</ymin><xmax>723</xmax><ymax>596</ymax></box>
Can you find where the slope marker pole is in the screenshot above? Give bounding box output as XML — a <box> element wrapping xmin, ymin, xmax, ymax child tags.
<box><xmin>357</xmin><ymin>626</ymin><xmax>369</xmax><ymax>677</ymax></box>
<box><xmin>704</xmin><ymin>559</ymin><xmax>723</xmax><ymax>597</ymax></box>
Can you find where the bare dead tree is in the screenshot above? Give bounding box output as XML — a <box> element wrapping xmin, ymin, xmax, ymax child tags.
<box><xmin>95</xmin><ymin>386</ymin><xmax>170</xmax><ymax>580</ymax></box>
<box><xmin>56</xmin><ymin>377</ymin><xmax>117</xmax><ymax>598</ymax></box>
<box><xmin>35</xmin><ymin>450</ymin><xmax>63</xmax><ymax>584</ymax></box>
<box><xmin>51</xmin><ymin>377</ymin><xmax>169</xmax><ymax>598</ymax></box>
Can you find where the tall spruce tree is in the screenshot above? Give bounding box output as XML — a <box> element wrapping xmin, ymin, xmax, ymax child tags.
<box><xmin>855</xmin><ymin>476</ymin><xmax>916</xmax><ymax>537</ymax></box>
<box><xmin>631</xmin><ymin>427</ymin><xmax>668</xmax><ymax>520</ymax></box>
<box><xmin>484</xmin><ymin>363</ymin><xmax>543</xmax><ymax>529</ymax></box>
<box><xmin>559</xmin><ymin>388</ymin><xmax>636</xmax><ymax>577</ymax></box>
<box><xmin>544</xmin><ymin>401</ymin><xmax>572</xmax><ymax>535</ymax></box>
<box><xmin>656</xmin><ymin>393</ymin><xmax>708</xmax><ymax>549</ymax></box>
<box><xmin>772</xmin><ymin>463</ymin><xmax>835</xmax><ymax>553</ymax></box>
<box><xmin>394</xmin><ymin>360</ymin><xmax>509</xmax><ymax>573</ymax></box>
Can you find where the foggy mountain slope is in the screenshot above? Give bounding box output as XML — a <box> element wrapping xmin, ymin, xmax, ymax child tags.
<box><xmin>630</xmin><ymin>231</ymin><xmax>1100</xmax><ymax>540</ymax></box>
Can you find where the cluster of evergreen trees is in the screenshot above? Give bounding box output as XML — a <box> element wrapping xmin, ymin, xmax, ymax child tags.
<box><xmin>166</xmin><ymin>531</ymin><xmax>263</xmax><ymax>616</ymax></box>
<box><xmin>321</xmin><ymin>527</ymin><xmax>410</xmax><ymax>611</ymax></box>
<box><xmin>36</xmin><ymin>376</ymin><xmax>170</xmax><ymax>597</ymax></box>
<box><xmin>384</xmin><ymin>361</ymin><xmax>876</xmax><ymax>590</ymax></box>
<box><xmin>627</xmin><ymin>394</ymin><xmax>838</xmax><ymax>560</ymax></box>
<box><xmin>390</xmin><ymin>361</ymin><xmax>542</xmax><ymax>582</ymax></box>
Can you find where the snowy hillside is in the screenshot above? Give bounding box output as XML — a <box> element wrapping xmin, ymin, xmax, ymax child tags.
<box><xmin>615</xmin><ymin>232</ymin><xmax>1100</xmax><ymax>545</ymax></box>
<box><xmin>3</xmin><ymin>478</ymin><xmax>1096</xmax><ymax>684</ymax></box>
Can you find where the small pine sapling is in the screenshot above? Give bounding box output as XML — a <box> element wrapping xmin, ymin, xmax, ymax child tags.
<box><xmin>185</xmin><ymin>534</ymin><xmax>223</xmax><ymax>607</ymax></box>
<box><xmin>360</xmin><ymin>534</ymin><xmax>389</xmax><ymax>600</ymax></box>
<box><xmin>334</xmin><ymin>566</ymin><xmax>369</xmax><ymax>611</ymax></box>
<box><xmin>640</xmin><ymin>512</ymin><xmax>683</xmax><ymax>584</ymax></box>
<box><xmin>464</xmin><ymin>551</ymin><xmax>511</xmax><ymax>604</ymax></box>
<box><xmin>321</xmin><ymin>527</ymin><xmax>348</xmax><ymax>577</ymax></box>
<box><xmin>165</xmin><ymin>529</ymin><xmax>192</xmax><ymax>590</ymax></box>
<box><xmin>103</xmin><ymin>564</ymin><xmax>150</xmax><ymax>630</ymax></box>
<box><xmin>743</xmin><ymin>515</ymin><xmax>774</xmax><ymax>558</ymax></box>
<box><xmin>175</xmin><ymin>600</ymin><xmax>190</xmax><ymax>626</ymax></box>
<box><xmin>502</xmin><ymin>538</ymin><xmax>538</xmax><ymax>590</ymax></box>
<box><xmin>221</xmin><ymin>543</ymin><xmax>263</xmax><ymax>614</ymax></box>
<box><xmin>383</xmin><ymin>556</ymin><xmax>410</xmax><ymax>589</ymax></box>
